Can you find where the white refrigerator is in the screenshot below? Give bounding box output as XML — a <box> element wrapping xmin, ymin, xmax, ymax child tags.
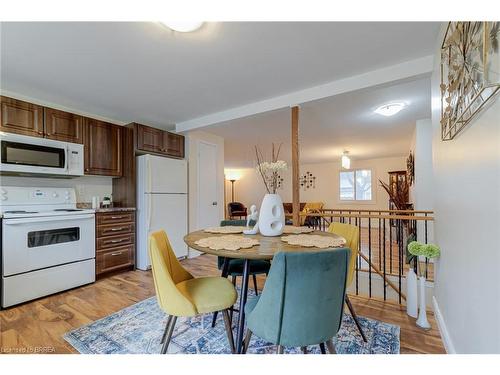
<box><xmin>136</xmin><ymin>154</ymin><xmax>188</xmax><ymax>270</ymax></box>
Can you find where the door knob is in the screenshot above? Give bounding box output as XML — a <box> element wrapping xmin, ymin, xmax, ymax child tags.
<box><xmin>212</xmin><ymin>202</ymin><xmax>217</xmax><ymax>206</ymax></box>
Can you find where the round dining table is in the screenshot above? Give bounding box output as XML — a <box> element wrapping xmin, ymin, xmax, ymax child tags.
<box><xmin>184</xmin><ymin>229</ymin><xmax>346</xmax><ymax>353</ymax></box>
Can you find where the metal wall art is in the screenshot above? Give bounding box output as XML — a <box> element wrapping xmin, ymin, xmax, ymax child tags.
<box><xmin>300</xmin><ymin>171</ymin><xmax>316</xmax><ymax>190</ymax></box>
<box><xmin>441</xmin><ymin>22</ymin><xmax>500</xmax><ymax>141</ymax></box>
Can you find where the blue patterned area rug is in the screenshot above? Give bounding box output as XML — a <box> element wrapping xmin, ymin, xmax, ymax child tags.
<box><xmin>64</xmin><ymin>294</ymin><xmax>400</xmax><ymax>354</ymax></box>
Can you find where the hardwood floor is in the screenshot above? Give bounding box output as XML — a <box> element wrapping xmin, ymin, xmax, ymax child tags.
<box><xmin>0</xmin><ymin>254</ymin><xmax>445</xmax><ymax>354</ymax></box>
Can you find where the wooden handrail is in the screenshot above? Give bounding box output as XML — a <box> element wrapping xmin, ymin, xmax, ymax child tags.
<box><xmin>321</xmin><ymin>208</ymin><xmax>434</xmax><ymax>214</ymax></box>
<box><xmin>286</xmin><ymin>212</ymin><xmax>434</xmax><ymax>221</ymax></box>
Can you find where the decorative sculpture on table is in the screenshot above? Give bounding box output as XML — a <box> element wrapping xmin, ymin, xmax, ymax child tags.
<box><xmin>243</xmin><ymin>204</ymin><xmax>260</xmax><ymax>235</ymax></box>
<box><xmin>255</xmin><ymin>143</ymin><xmax>287</xmax><ymax>236</ymax></box>
<box><xmin>408</xmin><ymin>241</ymin><xmax>441</xmax><ymax>329</ymax></box>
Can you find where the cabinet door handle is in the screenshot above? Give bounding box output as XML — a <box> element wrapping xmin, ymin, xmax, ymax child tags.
<box><xmin>110</xmin><ymin>251</ymin><xmax>123</xmax><ymax>256</ymax></box>
<box><xmin>110</xmin><ymin>216</ymin><xmax>125</xmax><ymax>220</ymax></box>
<box><xmin>109</xmin><ymin>239</ymin><xmax>126</xmax><ymax>244</ymax></box>
<box><xmin>110</xmin><ymin>227</ymin><xmax>125</xmax><ymax>231</ymax></box>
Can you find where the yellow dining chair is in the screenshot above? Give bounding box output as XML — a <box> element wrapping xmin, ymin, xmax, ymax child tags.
<box><xmin>300</xmin><ymin>202</ymin><xmax>324</xmax><ymax>226</ymax></box>
<box><xmin>149</xmin><ymin>230</ymin><xmax>238</xmax><ymax>353</ymax></box>
<box><xmin>327</xmin><ymin>222</ymin><xmax>367</xmax><ymax>342</ymax></box>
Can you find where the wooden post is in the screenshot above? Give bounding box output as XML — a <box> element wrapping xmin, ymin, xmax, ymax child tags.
<box><xmin>291</xmin><ymin>106</ymin><xmax>300</xmax><ymax>226</ymax></box>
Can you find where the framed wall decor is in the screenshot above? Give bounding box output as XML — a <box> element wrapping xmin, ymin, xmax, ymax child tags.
<box><xmin>440</xmin><ymin>22</ymin><xmax>500</xmax><ymax>141</ymax></box>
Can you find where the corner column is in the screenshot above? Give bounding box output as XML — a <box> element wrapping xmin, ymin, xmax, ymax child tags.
<box><xmin>291</xmin><ymin>106</ymin><xmax>300</xmax><ymax>226</ymax></box>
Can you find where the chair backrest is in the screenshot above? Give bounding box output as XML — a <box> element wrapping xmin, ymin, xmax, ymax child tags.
<box><xmin>300</xmin><ymin>202</ymin><xmax>324</xmax><ymax>225</ymax></box>
<box><xmin>220</xmin><ymin>219</ymin><xmax>247</xmax><ymax>227</ymax></box>
<box><xmin>246</xmin><ymin>248</ymin><xmax>350</xmax><ymax>347</ymax></box>
<box><xmin>228</xmin><ymin>202</ymin><xmax>245</xmax><ymax>214</ymax></box>
<box><xmin>327</xmin><ymin>222</ymin><xmax>359</xmax><ymax>285</ymax></box>
<box><xmin>149</xmin><ymin>230</ymin><xmax>197</xmax><ymax>316</ymax></box>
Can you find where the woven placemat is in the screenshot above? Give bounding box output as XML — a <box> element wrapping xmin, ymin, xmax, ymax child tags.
<box><xmin>195</xmin><ymin>235</ymin><xmax>259</xmax><ymax>251</ymax></box>
<box><xmin>203</xmin><ymin>226</ymin><xmax>247</xmax><ymax>234</ymax></box>
<box><xmin>282</xmin><ymin>226</ymin><xmax>315</xmax><ymax>234</ymax></box>
<box><xmin>281</xmin><ymin>234</ymin><xmax>346</xmax><ymax>248</ymax></box>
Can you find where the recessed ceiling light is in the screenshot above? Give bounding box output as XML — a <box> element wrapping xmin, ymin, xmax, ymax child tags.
<box><xmin>160</xmin><ymin>21</ymin><xmax>204</xmax><ymax>33</ymax></box>
<box><xmin>374</xmin><ymin>102</ymin><xmax>406</xmax><ymax>117</ymax></box>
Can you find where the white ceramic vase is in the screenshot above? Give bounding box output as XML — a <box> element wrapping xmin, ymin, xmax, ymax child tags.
<box><xmin>416</xmin><ymin>275</ymin><xmax>431</xmax><ymax>329</ymax></box>
<box><xmin>258</xmin><ymin>193</ymin><xmax>285</xmax><ymax>236</ymax></box>
<box><xmin>406</xmin><ymin>267</ymin><xmax>418</xmax><ymax>318</ymax></box>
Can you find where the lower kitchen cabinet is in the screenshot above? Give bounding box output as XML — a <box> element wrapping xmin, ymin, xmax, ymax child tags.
<box><xmin>95</xmin><ymin>211</ymin><xmax>135</xmax><ymax>277</ymax></box>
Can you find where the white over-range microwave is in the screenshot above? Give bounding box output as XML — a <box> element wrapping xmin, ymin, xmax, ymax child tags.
<box><xmin>0</xmin><ymin>132</ymin><xmax>84</xmax><ymax>177</ymax></box>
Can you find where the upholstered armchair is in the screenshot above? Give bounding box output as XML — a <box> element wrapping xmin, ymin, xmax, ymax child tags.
<box><xmin>227</xmin><ymin>202</ymin><xmax>247</xmax><ymax>219</ymax></box>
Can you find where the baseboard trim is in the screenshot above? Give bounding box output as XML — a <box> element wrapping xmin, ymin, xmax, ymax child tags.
<box><xmin>432</xmin><ymin>296</ymin><xmax>456</xmax><ymax>354</ymax></box>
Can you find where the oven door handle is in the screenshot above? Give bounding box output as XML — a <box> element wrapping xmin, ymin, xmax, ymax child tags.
<box><xmin>3</xmin><ymin>214</ymin><xmax>95</xmax><ymax>225</ymax></box>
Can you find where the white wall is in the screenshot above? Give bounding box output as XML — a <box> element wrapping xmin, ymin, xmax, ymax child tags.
<box><xmin>431</xmin><ymin>25</ymin><xmax>500</xmax><ymax>353</ymax></box>
<box><xmin>186</xmin><ymin>130</ymin><xmax>225</xmax><ymax>257</ymax></box>
<box><xmin>0</xmin><ymin>175</ymin><xmax>113</xmax><ymax>204</ymax></box>
<box><xmin>410</xmin><ymin>118</ymin><xmax>435</xmax><ymax>243</ymax></box>
<box><xmin>226</xmin><ymin>156</ymin><xmax>407</xmax><ymax>213</ymax></box>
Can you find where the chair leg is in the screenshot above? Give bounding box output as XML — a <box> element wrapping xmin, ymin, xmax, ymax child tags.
<box><xmin>211</xmin><ymin>311</ymin><xmax>218</xmax><ymax>328</ymax></box>
<box><xmin>252</xmin><ymin>274</ymin><xmax>259</xmax><ymax>296</ymax></box>
<box><xmin>229</xmin><ymin>276</ymin><xmax>237</xmax><ymax>324</ymax></box>
<box><xmin>242</xmin><ymin>329</ymin><xmax>252</xmax><ymax>354</ymax></box>
<box><xmin>160</xmin><ymin>316</ymin><xmax>177</xmax><ymax>354</ymax></box>
<box><xmin>325</xmin><ymin>339</ymin><xmax>336</xmax><ymax>354</ymax></box>
<box><xmin>213</xmin><ymin>258</ymin><xmax>231</xmax><ymax>328</ymax></box>
<box><xmin>345</xmin><ymin>294</ymin><xmax>367</xmax><ymax>342</ymax></box>
<box><xmin>301</xmin><ymin>346</ymin><xmax>307</xmax><ymax>354</ymax></box>
<box><xmin>319</xmin><ymin>342</ymin><xmax>326</xmax><ymax>354</ymax></box>
<box><xmin>277</xmin><ymin>345</ymin><xmax>284</xmax><ymax>354</ymax></box>
<box><xmin>160</xmin><ymin>315</ymin><xmax>173</xmax><ymax>344</ymax></box>
<box><xmin>222</xmin><ymin>309</ymin><xmax>236</xmax><ymax>353</ymax></box>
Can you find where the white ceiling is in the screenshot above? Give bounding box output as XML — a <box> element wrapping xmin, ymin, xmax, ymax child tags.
<box><xmin>206</xmin><ymin>76</ymin><xmax>431</xmax><ymax>167</ymax></box>
<box><xmin>0</xmin><ymin>22</ymin><xmax>439</xmax><ymax>129</ymax></box>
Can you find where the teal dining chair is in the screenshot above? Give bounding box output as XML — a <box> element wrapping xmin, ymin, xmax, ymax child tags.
<box><xmin>211</xmin><ymin>219</ymin><xmax>271</xmax><ymax>327</ymax></box>
<box><xmin>242</xmin><ymin>248</ymin><xmax>350</xmax><ymax>354</ymax></box>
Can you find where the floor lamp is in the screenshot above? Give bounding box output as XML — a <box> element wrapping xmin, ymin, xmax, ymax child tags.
<box><xmin>229</xmin><ymin>179</ymin><xmax>236</xmax><ymax>203</ymax></box>
<box><xmin>225</xmin><ymin>170</ymin><xmax>241</xmax><ymax>203</ymax></box>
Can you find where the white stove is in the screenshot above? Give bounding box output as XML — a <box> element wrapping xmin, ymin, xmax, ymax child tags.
<box><xmin>1</xmin><ymin>187</ymin><xmax>96</xmax><ymax>308</ymax></box>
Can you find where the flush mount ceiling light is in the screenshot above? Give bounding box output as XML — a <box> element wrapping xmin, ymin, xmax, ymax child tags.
<box><xmin>374</xmin><ymin>102</ymin><xmax>406</xmax><ymax>117</ymax></box>
<box><xmin>341</xmin><ymin>151</ymin><xmax>351</xmax><ymax>169</ymax></box>
<box><xmin>160</xmin><ymin>21</ymin><xmax>204</xmax><ymax>33</ymax></box>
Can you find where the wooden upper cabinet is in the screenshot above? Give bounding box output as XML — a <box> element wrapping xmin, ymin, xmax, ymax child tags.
<box><xmin>0</xmin><ymin>96</ymin><xmax>44</xmax><ymax>137</ymax></box>
<box><xmin>135</xmin><ymin>123</ymin><xmax>184</xmax><ymax>158</ymax></box>
<box><xmin>136</xmin><ymin>123</ymin><xmax>164</xmax><ymax>153</ymax></box>
<box><xmin>84</xmin><ymin>118</ymin><xmax>122</xmax><ymax>177</ymax></box>
<box><xmin>164</xmin><ymin>131</ymin><xmax>184</xmax><ymax>158</ymax></box>
<box><xmin>44</xmin><ymin>108</ymin><xmax>84</xmax><ymax>144</ymax></box>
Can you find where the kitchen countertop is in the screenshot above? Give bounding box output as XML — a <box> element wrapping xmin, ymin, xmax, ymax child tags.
<box><xmin>94</xmin><ymin>207</ymin><xmax>136</xmax><ymax>213</ymax></box>
<box><xmin>76</xmin><ymin>203</ymin><xmax>136</xmax><ymax>212</ymax></box>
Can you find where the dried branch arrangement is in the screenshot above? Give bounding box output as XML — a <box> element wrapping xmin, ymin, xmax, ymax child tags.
<box><xmin>379</xmin><ymin>179</ymin><xmax>409</xmax><ymax>210</ymax></box>
<box><xmin>255</xmin><ymin>143</ymin><xmax>288</xmax><ymax>194</ymax></box>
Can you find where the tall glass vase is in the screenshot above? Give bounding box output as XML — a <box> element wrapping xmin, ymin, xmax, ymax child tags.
<box><xmin>416</xmin><ymin>256</ymin><xmax>431</xmax><ymax>329</ymax></box>
<box><xmin>406</xmin><ymin>265</ymin><xmax>418</xmax><ymax>318</ymax></box>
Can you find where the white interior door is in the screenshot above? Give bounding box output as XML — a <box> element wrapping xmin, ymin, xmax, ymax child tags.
<box><xmin>197</xmin><ymin>141</ymin><xmax>220</xmax><ymax>229</ymax></box>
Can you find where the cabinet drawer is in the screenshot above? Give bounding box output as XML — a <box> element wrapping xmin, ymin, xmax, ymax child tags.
<box><xmin>96</xmin><ymin>245</ymin><xmax>134</xmax><ymax>274</ymax></box>
<box><xmin>97</xmin><ymin>233</ymin><xmax>135</xmax><ymax>251</ymax></box>
<box><xmin>97</xmin><ymin>212</ymin><xmax>134</xmax><ymax>226</ymax></box>
<box><xmin>97</xmin><ymin>222</ymin><xmax>135</xmax><ymax>238</ymax></box>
